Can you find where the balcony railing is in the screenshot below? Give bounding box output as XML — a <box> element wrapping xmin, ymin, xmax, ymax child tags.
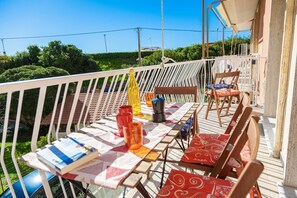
<box><xmin>0</xmin><ymin>56</ymin><xmax>259</xmax><ymax>197</ymax></box>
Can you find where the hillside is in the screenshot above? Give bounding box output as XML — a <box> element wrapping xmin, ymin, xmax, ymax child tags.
<box><xmin>89</xmin><ymin>51</ymin><xmax>154</xmax><ymax>71</ymax></box>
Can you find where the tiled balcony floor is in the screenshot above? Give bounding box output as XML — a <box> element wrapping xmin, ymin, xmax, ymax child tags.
<box><xmin>121</xmin><ymin>105</ymin><xmax>284</xmax><ymax>198</ymax></box>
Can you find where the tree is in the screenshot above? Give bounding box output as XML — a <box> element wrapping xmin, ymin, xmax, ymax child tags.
<box><xmin>0</xmin><ymin>65</ymin><xmax>70</xmax><ymax>126</ymax></box>
<box><xmin>8</xmin><ymin>45</ymin><xmax>41</xmax><ymax>68</ymax></box>
<box><xmin>39</xmin><ymin>41</ymin><xmax>98</xmax><ymax>74</ymax></box>
<box><xmin>27</xmin><ymin>45</ymin><xmax>41</xmax><ymax>64</ymax></box>
<box><xmin>0</xmin><ymin>55</ymin><xmax>9</xmax><ymax>74</ymax></box>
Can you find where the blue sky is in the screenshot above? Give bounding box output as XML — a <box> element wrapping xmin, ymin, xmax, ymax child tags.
<box><xmin>0</xmin><ymin>0</ymin><xmax>250</xmax><ymax>55</ymax></box>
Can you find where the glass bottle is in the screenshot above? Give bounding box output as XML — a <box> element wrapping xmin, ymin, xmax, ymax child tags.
<box><xmin>127</xmin><ymin>68</ymin><xmax>141</xmax><ymax>115</ymax></box>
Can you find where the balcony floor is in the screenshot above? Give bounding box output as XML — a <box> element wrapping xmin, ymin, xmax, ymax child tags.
<box><xmin>88</xmin><ymin>105</ymin><xmax>284</xmax><ymax>198</ymax></box>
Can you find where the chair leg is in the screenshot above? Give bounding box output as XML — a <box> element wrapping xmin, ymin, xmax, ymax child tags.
<box><xmin>225</xmin><ymin>96</ymin><xmax>233</xmax><ymax>115</ymax></box>
<box><xmin>219</xmin><ymin>96</ymin><xmax>226</xmax><ymax>114</ymax></box>
<box><xmin>175</xmin><ymin>131</ymin><xmax>186</xmax><ymax>152</ymax></box>
<box><xmin>205</xmin><ymin>97</ymin><xmax>212</xmax><ymax>119</ymax></box>
<box><xmin>160</xmin><ymin>146</ymin><xmax>168</xmax><ymax>188</ymax></box>
<box><xmin>215</xmin><ymin>96</ymin><xmax>223</xmax><ymax>127</ymax></box>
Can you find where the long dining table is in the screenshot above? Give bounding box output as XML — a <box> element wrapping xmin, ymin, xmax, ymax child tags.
<box><xmin>21</xmin><ymin>102</ymin><xmax>199</xmax><ymax>197</ymax></box>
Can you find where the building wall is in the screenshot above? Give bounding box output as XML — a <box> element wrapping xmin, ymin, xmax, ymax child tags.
<box><xmin>251</xmin><ymin>0</ymin><xmax>285</xmax><ymax>116</ymax></box>
<box><xmin>251</xmin><ymin>0</ymin><xmax>269</xmax><ymax>107</ymax></box>
<box><xmin>250</xmin><ymin>0</ymin><xmax>297</xmax><ymax>188</ymax></box>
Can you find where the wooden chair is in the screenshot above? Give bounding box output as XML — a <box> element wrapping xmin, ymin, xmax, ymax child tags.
<box><xmin>154</xmin><ymin>86</ymin><xmax>198</xmax><ymax>151</ymax></box>
<box><xmin>190</xmin><ymin>92</ymin><xmax>250</xmax><ymax>150</ymax></box>
<box><xmin>179</xmin><ymin>113</ymin><xmax>260</xmax><ymax>177</ymax></box>
<box><xmin>179</xmin><ymin>116</ymin><xmax>262</xmax><ymax>197</ymax></box>
<box><xmin>157</xmin><ymin>159</ymin><xmax>264</xmax><ymax>198</ymax></box>
<box><xmin>205</xmin><ymin>70</ymin><xmax>241</xmax><ymax>127</ymax></box>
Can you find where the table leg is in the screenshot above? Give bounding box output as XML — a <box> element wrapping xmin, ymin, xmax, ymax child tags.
<box><xmin>68</xmin><ymin>180</ymin><xmax>97</xmax><ymax>198</ymax></box>
<box><xmin>136</xmin><ymin>182</ymin><xmax>150</xmax><ymax>198</ymax></box>
<box><xmin>160</xmin><ymin>146</ymin><xmax>168</xmax><ymax>188</ymax></box>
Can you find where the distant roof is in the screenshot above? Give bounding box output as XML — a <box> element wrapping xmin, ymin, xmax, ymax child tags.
<box><xmin>41</xmin><ymin>92</ymin><xmax>126</xmax><ymax>125</ymax></box>
<box><xmin>141</xmin><ymin>46</ymin><xmax>161</xmax><ymax>51</ymax></box>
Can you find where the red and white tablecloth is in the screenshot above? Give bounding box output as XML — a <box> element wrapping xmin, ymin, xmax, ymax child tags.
<box><xmin>21</xmin><ymin>102</ymin><xmax>194</xmax><ymax>189</ymax></box>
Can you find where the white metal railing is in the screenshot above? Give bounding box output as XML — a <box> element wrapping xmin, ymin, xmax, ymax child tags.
<box><xmin>0</xmin><ymin>59</ymin><xmax>214</xmax><ymax>197</ymax></box>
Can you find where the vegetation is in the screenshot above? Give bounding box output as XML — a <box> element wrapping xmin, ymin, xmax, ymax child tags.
<box><xmin>0</xmin><ymin>37</ymin><xmax>249</xmax><ymax>75</ymax></box>
<box><xmin>3</xmin><ymin>41</ymin><xmax>98</xmax><ymax>75</ymax></box>
<box><xmin>89</xmin><ymin>51</ymin><xmax>154</xmax><ymax>70</ymax></box>
<box><xmin>39</xmin><ymin>41</ymin><xmax>98</xmax><ymax>74</ymax></box>
<box><xmin>141</xmin><ymin>37</ymin><xmax>250</xmax><ymax>65</ymax></box>
<box><xmin>0</xmin><ymin>136</ymin><xmax>51</xmax><ymax>194</ymax></box>
<box><xmin>0</xmin><ymin>65</ymin><xmax>70</xmax><ymax>126</ymax></box>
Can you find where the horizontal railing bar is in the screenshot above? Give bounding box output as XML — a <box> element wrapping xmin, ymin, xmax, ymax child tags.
<box><xmin>0</xmin><ymin>60</ymin><xmax>206</xmax><ymax>93</ymax></box>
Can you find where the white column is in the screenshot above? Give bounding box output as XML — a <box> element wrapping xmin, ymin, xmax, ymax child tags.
<box><xmin>264</xmin><ymin>0</ymin><xmax>286</xmax><ymax>117</ymax></box>
<box><xmin>273</xmin><ymin>0</ymin><xmax>295</xmax><ymax>158</ymax></box>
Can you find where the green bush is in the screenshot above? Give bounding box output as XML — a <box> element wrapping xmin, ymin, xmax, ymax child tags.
<box><xmin>39</xmin><ymin>41</ymin><xmax>98</xmax><ymax>74</ymax></box>
<box><xmin>142</xmin><ymin>37</ymin><xmax>250</xmax><ymax>65</ymax></box>
<box><xmin>0</xmin><ymin>65</ymin><xmax>70</xmax><ymax>126</ymax></box>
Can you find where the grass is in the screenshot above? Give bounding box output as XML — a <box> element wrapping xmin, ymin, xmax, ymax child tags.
<box><xmin>0</xmin><ymin>140</ymin><xmax>33</xmax><ymax>194</ymax></box>
<box><xmin>0</xmin><ymin>132</ymin><xmax>50</xmax><ymax>194</ymax></box>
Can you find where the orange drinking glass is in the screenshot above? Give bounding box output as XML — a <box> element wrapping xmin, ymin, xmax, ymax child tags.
<box><xmin>145</xmin><ymin>93</ymin><xmax>155</xmax><ymax>107</ymax></box>
<box><xmin>116</xmin><ymin>113</ymin><xmax>133</xmax><ymax>137</ymax></box>
<box><xmin>119</xmin><ymin>105</ymin><xmax>133</xmax><ymax>115</ymax></box>
<box><xmin>123</xmin><ymin>122</ymin><xmax>143</xmax><ymax>150</ymax></box>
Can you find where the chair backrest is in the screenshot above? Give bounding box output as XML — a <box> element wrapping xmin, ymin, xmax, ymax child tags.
<box><xmin>246</xmin><ymin>116</ymin><xmax>260</xmax><ymax>159</ymax></box>
<box><xmin>154</xmin><ymin>86</ymin><xmax>198</xmax><ymax>102</ymax></box>
<box><xmin>210</xmin><ymin>107</ymin><xmax>253</xmax><ymax>177</ymax></box>
<box><xmin>228</xmin><ymin>159</ymin><xmax>264</xmax><ymax>198</ymax></box>
<box><xmin>213</xmin><ymin>70</ymin><xmax>240</xmax><ymax>85</ymax></box>
<box><xmin>224</xmin><ymin>92</ymin><xmax>250</xmax><ymax>134</ymax></box>
<box><xmin>213</xmin><ymin>116</ymin><xmax>261</xmax><ymax>179</ymax></box>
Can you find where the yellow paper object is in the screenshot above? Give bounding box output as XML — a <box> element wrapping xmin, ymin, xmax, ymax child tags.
<box><xmin>128</xmin><ymin>68</ymin><xmax>141</xmax><ymax>115</ymax></box>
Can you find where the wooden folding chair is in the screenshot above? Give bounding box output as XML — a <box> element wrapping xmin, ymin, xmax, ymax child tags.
<box><xmin>157</xmin><ymin>159</ymin><xmax>264</xmax><ymax>198</ymax></box>
<box><xmin>154</xmin><ymin>86</ymin><xmax>198</xmax><ymax>151</ymax></box>
<box><xmin>179</xmin><ymin>107</ymin><xmax>254</xmax><ymax>173</ymax></box>
<box><xmin>190</xmin><ymin>92</ymin><xmax>250</xmax><ymax>150</ymax></box>
<box><xmin>205</xmin><ymin>70</ymin><xmax>241</xmax><ymax>127</ymax></box>
<box><xmin>179</xmin><ymin>116</ymin><xmax>262</xmax><ymax>197</ymax></box>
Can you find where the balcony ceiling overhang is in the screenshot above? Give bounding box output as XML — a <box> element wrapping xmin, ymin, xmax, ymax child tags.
<box><xmin>216</xmin><ymin>0</ymin><xmax>259</xmax><ymax>33</ymax></box>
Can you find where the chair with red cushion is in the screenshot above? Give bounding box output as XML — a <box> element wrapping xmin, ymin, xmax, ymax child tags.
<box><xmin>205</xmin><ymin>70</ymin><xmax>241</xmax><ymax>127</ymax></box>
<box><xmin>179</xmin><ymin>112</ymin><xmax>257</xmax><ymax>174</ymax></box>
<box><xmin>179</xmin><ymin>116</ymin><xmax>262</xmax><ymax>197</ymax></box>
<box><xmin>157</xmin><ymin>158</ymin><xmax>264</xmax><ymax>198</ymax></box>
<box><xmin>190</xmin><ymin>92</ymin><xmax>250</xmax><ymax>150</ymax></box>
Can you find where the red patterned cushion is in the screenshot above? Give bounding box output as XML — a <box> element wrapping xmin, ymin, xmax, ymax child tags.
<box><xmin>157</xmin><ymin>169</ymin><xmax>234</xmax><ymax>198</ymax></box>
<box><xmin>216</xmin><ymin>89</ymin><xmax>241</xmax><ymax>97</ymax></box>
<box><xmin>181</xmin><ymin>146</ymin><xmax>222</xmax><ymax>166</ymax></box>
<box><xmin>183</xmin><ymin>134</ymin><xmax>251</xmax><ymax>166</ymax></box>
<box><xmin>205</xmin><ymin>89</ymin><xmax>240</xmax><ymax>97</ymax></box>
<box><xmin>189</xmin><ymin>134</ymin><xmax>230</xmax><ymax>150</ymax></box>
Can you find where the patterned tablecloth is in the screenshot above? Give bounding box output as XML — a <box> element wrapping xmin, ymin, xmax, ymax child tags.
<box><xmin>21</xmin><ymin>102</ymin><xmax>194</xmax><ymax>189</ymax></box>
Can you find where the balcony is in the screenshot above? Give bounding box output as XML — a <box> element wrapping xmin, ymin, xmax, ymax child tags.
<box><xmin>1</xmin><ymin>55</ymin><xmax>292</xmax><ymax>197</ymax></box>
<box><xmin>2</xmin><ymin>0</ymin><xmax>297</xmax><ymax>196</ymax></box>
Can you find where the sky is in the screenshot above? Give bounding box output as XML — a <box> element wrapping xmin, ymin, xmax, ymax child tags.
<box><xmin>0</xmin><ymin>0</ymin><xmax>250</xmax><ymax>55</ymax></box>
